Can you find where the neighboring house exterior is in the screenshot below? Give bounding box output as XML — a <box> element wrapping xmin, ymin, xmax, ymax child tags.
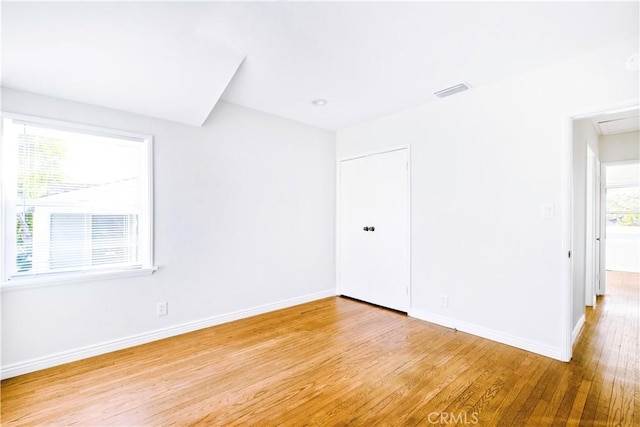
<box><xmin>19</xmin><ymin>179</ymin><xmax>140</xmax><ymax>274</ymax></box>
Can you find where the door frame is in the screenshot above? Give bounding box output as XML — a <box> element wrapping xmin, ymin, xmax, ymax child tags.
<box><xmin>336</xmin><ymin>145</ymin><xmax>412</xmax><ymax>310</ymax></box>
<box><xmin>561</xmin><ymin>100</ymin><xmax>638</xmax><ymax>362</ymax></box>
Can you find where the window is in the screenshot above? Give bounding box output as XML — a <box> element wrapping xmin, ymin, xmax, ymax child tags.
<box><xmin>605</xmin><ymin>186</ymin><xmax>640</xmax><ymax>226</ymax></box>
<box><xmin>1</xmin><ymin>114</ymin><xmax>153</xmax><ymax>284</ymax></box>
<box><xmin>49</xmin><ymin>213</ymin><xmax>139</xmax><ymax>269</ymax></box>
<box><xmin>604</xmin><ymin>162</ymin><xmax>640</xmax><ymax>273</ymax></box>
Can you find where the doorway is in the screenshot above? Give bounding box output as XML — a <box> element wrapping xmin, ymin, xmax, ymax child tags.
<box><xmin>565</xmin><ymin>104</ymin><xmax>639</xmax><ymax>361</ymax></box>
<box><xmin>337</xmin><ymin>147</ymin><xmax>410</xmax><ymax>312</ymax></box>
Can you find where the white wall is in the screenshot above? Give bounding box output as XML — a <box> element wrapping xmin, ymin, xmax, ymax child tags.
<box><xmin>606</xmin><ymin>226</ymin><xmax>640</xmax><ymax>273</ymax></box>
<box><xmin>572</xmin><ymin>118</ymin><xmax>600</xmax><ymax>333</ymax></box>
<box><xmin>337</xmin><ymin>38</ymin><xmax>639</xmax><ymax>360</ymax></box>
<box><xmin>599</xmin><ymin>131</ymin><xmax>640</xmax><ymax>162</ymax></box>
<box><xmin>1</xmin><ymin>88</ymin><xmax>336</xmax><ymax>377</ymax></box>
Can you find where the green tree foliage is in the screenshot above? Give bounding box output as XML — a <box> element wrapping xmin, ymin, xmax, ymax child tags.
<box><xmin>606</xmin><ymin>186</ymin><xmax>640</xmax><ymax>226</ymax></box>
<box><xmin>17</xmin><ymin>134</ymin><xmax>66</xmax><ymax>199</ymax></box>
<box><xmin>16</xmin><ymin>135</ymin><xmax>66</xmax><ymax>263</ymax></box>
<box><xmin>617</xmin><ymin>213</ymin><xmax>640</xmax><ymax>226</ymax></box>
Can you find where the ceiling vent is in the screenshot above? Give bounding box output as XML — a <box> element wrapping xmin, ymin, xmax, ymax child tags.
<box><xmin>434</xmin><ymin>82</ymin><xmax>471</xmax><ymax>98</ymax></box>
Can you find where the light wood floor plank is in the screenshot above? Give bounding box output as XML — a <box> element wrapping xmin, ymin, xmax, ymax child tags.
<box><xmin>1</xmin><ymin>271</ymin><xmax>638</xmax><ymax>426</ymax></box>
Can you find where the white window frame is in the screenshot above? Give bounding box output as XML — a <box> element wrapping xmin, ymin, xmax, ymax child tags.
<box><xmin>1</xmin><ymin>113</ymin><xmax>156</xmax><ymax>290</ymax></box>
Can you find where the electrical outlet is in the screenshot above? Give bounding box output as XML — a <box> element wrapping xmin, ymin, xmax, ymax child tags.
<box><xmin>440</xmin><ymin>295</ymin><xmax>448</xmax><ymax>307</ymax></box>
<box><xmin>157</xmin><ymin>302</ymin><xmax>168</xmax><ymax>316</ymax></box>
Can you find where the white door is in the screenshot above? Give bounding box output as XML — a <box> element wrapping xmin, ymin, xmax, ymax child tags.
<box><xmin>595</xmin><ymin>158</ymin><xmax>601</xmax><ymax>295</ymax></box>
<box><xmin>599</xmin><ymin>164</ymin><xmax>607</xmax><ymax>295</ymax></box>
<box><xmin>338</xmin><ymin>148</ymin><xmax>410</xmax><ymax>312</ymax></box>
<box><xmin>585</xmin><ymin>147</ymin><xmax>596</xmax><ymax>306</ymax></box>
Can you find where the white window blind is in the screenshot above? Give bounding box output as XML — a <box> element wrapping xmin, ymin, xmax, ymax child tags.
<box><xmin>1</xmin><ymin>115</ymin><xmax>153</xmax><ymax>282</ymax></box>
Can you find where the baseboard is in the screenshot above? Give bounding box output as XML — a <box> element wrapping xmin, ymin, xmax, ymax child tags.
<box><xmin>408</xmin><ymin>308</ymin><xmax>563</xmax><ymax>361</ymax></box>
<box><xmin>572</xmin><ymin>314</ymin><xmax>586</xmax><ymax>345</ymax></box>
<box><xmin>1</xmin><ymin>289</ymin><xmax>336</xmax><ymax>379</ymax></box>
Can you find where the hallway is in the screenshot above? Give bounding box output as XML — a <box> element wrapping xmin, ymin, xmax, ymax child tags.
<box><xmin>569</xmin><ymin>271</ymin><xmax>639</xmax><ymax>426</ymax></box>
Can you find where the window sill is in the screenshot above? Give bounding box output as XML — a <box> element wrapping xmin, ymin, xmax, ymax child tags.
<box><xmin>1</xmin><ymin>267</ymin><xmax>158</xmax><ymax>292</ymax></box>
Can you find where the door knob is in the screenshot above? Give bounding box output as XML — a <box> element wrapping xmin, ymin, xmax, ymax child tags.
<box><xmin>370</xmin><ymin>226</ymin><xmax>375</xmax><ymax>232</ymax></box>
<box><xmin>363</xmin><ymin>226</ymin><xmax>370</xmax><ymax>231</ymax></box>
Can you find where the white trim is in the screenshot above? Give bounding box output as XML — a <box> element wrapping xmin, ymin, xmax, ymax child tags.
<box><xmin>1</xmin><ymin>112</ymin><xmax>151</xmax><ymax>141</ymax></box>
<box><xmin>335</xmin><ymin>153</ymin><xmax>342</xmax><ymax>297</ymax></box>
<box><xmin>560</xmin><ymin>112</ymin><xmax>574</xmax><ymax>362</ymax></box>
<box><xmin>336</xmin><ymin>145</ymin><xmax>411</xmax><ymax>312</ymax></box>
<box><xmin>0</xmin><ymin>289</ymin><xmax>336</xmax><ymax>379</ymax></box>
<box><xmin>337</xmin><ymin>144</ymin><xmax>410</xmax><ymax>163</ymax></box>
<box><xmin>146</xmin><ymin>133</ymin><xmax>155</xmax><ymax>269</ymax></box>
<box><xmin>605</xmin><ymin>183</ymin><xmax>640</xmax><ymax>190</ymax></box>
<box><xmin>1</xmin><ymin>266</ymin><xmax>158</xmax><ymax>292</ymax></box>
<box><xmin>406</xmin><ymin>146</ymin><xmax>412</xmax><ymax>309</ymax></box>
<box><xmin>1</xmin><ymin>117</ymin><xmax>18</xmax><ymax>283</ymax></box>
<box><xmin>0</xmin><ymin>118</ymin><xmax>6</xmax><ymax>287</ymax></box>
<box><xmin>572</xmin><ymin>313</ymin><xmax>586</xmax><ymax>345</ymax></box>
<box><xmin>602</xmin><ymin>159</ymin><xmax>640</xmax><ymax>168</ymax></box>
<box><xmin>409</xmin><ymin>308</ymin><xmax>563</xmax><ymax>361</ymax></box>
<box><xmin>569</xmin><ymin>102</ymin><xmax>639</xmax><ymax>121</ymax></box>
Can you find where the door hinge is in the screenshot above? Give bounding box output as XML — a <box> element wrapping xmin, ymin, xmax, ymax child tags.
<box><xmin>568</xmin><ymin>250</ymin><xmax>571</xmax><ymax>258</ymax></box>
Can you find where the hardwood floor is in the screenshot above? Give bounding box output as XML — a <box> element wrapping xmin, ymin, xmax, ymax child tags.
<box><xmin>2</xmin><ymin>271</ymin><xmax>638</xmax><ymax>426</ymax></box>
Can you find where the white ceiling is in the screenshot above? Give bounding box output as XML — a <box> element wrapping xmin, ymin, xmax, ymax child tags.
<box><xmin>2</xmin><ymin>2</ymin><xmax>245</xmax><ymax>126</ymax></box>
<box><xmin>2</xmin><ymin>2</ymin><xmax>638</xmax><ymax>130</ymax></box>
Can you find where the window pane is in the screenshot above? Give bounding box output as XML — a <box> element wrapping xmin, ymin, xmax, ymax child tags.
<box><xmin>50</xmin><ymin>214</ymin><xmax>89</xmax><ymax>270</ymax></box>
<box><xmin>606</xmin><ymin>187</ymin><xmax>640</xmax><ymax>227</ymax></box>
<box><xmin>91</xmin><ymin>215</ymin><xmax>139</xmax><ymax>266</ymax></box>
<box><xmin>16</xmin><ymin>212</ymin><xmax>33</xmax><ymax>272</ymax></box>
<box><xmin>605</xmin><ymin>182</ymin><xmax>640</xmax><ymax>273</ymax></box>
<box><xmin>605</xmin><ymin>213</ymin><xmax>640</xmax><ymax>227</ymax></box>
